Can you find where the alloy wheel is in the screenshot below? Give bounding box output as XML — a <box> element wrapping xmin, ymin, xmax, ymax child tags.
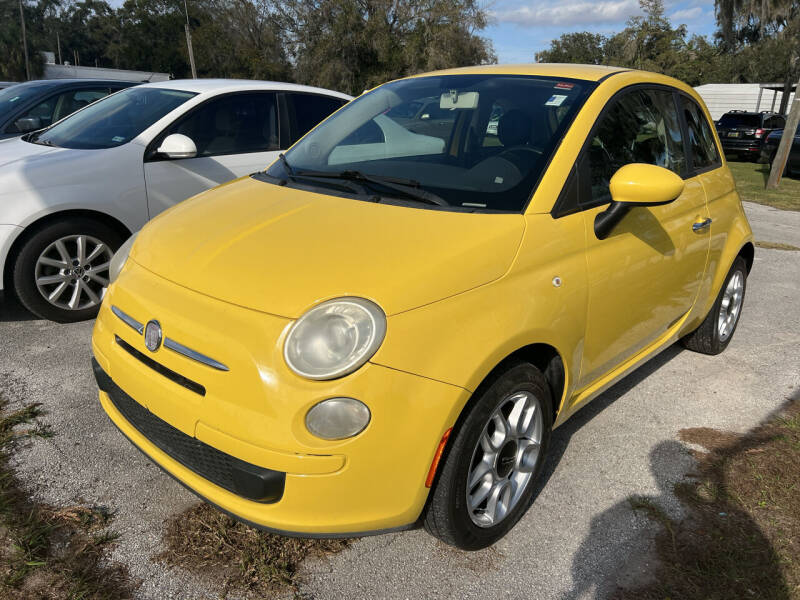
<box><xmin>34</xmin><ymin>234</ymin><xmax>113</xmax><ymax>311</ymax></box>
<box><xmin>718</xmin><ymin>270</ymin><xmax>744</xmax><ymax>342</ymax></box>
<box><xmin>466</xmin><ymin>391</ymin><xmax>543</xmax><ymax>528</ymax></box>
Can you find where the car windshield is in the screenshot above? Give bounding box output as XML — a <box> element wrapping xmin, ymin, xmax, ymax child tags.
<box><xmin>28</xmin><ymin>87</ymin><xmax>196</xmax><ymax>149</ymax></box>
<box><xmin>718</xmin><ymin>113</ymin><xmax>761</xmax><ymax>128</ymax></box>
<box><xmin>0</xmin><ymin>82</ymin><xmax>52</xmax><ymax>118</ymax></box>
<box><xmin>265</xmin><ymin>74</ymin><xmax>595</xmax><ymax>212</ymax></box>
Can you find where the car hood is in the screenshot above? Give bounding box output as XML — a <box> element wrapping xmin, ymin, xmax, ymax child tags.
<box><xmin>131</xmin><ymin>177</ymin><xmax>525</xmax><ymax>318</ymax></box>
<box><xmin>0</xmin><ymin>136</ymin><xmax>99</xmax><ymax>193</ymax></box>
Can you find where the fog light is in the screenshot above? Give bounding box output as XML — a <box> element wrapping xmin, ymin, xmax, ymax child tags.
<box><xmin>305</xmin><ymin>398</ymin><xmax>370</xmax><ymax>440</ymax></box>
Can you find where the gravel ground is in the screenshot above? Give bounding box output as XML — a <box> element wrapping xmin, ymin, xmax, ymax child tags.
<box><xmin>0</xmin><ymin>201</ymin><xmax>798</xmax><ymax>599</ymax></box>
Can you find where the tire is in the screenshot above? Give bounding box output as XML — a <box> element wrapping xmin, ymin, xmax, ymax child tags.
<box><xmin>680</xmin><ymin>256</ymin><xmax>747</xmax><ymax>355</ymax></box>
<box><xmin>424</xmin><ymin>361</ymin><xmax>553</xmax><ymax>550</ymax></box>
<box><xmin>11</xmin><ymin>218</ymin><xmax>124</xmax><ymax>323</ymax></box>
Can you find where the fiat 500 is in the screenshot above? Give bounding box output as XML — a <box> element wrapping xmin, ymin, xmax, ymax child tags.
<box><xmin>92</xmin><ymin>64</ymin><xmax>753</xmax><ymax>550</ymax></box>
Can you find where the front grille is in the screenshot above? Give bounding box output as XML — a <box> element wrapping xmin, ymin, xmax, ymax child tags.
<box><xmin>92</xmin><ymin>359</ymin><xmax>285</xmax><ymax>503</ymax></box>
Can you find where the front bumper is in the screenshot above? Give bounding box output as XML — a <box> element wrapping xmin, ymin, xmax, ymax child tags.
<box><xmin>93</xmin><ymin>259</ymin><xmax>470</xmax><ymax>535</ymax></box>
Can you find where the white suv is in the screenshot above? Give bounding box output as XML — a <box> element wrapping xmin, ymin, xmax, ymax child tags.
<box><xmin>0</xmin><ymin>79</ymin><xmax>350</xmax><ymax>322</ymax></box>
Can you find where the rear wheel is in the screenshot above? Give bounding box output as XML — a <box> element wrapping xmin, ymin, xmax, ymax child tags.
<box><xmin>680</xmin><ymin>256</ymin><xmax>747</xmax><ymax>355</ymax></box>
<box><xmin>424</xmin><ymin>361</ymin><xmax>552</xmax><ymax>550</ymax></box>
<box><xmin>12</xmin><ymin>218</ymin><xmax>123</xmax><ymax>322</ymax></box>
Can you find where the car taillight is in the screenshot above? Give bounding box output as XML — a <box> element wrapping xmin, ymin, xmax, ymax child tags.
<box><xmin>755</xmin><ymin>128</ymin><xmax>765</xmax><ymax>138</ymax></box>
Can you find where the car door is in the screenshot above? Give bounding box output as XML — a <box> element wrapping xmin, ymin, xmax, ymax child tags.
<box><xmin>576</xmin><ymin>87</ymin><xmax>711</xmax><ymax>388</ymax></box>
<box><xmin>143</xmin><ymin>92</ymin><xmax>281</xmax><ymax>218</ymax></box>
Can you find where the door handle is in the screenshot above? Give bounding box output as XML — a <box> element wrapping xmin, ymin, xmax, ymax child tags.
<box><xmin>692</xmin><ymin>217</ymin><xmax>712</xmax><ymax>231</ymax></box>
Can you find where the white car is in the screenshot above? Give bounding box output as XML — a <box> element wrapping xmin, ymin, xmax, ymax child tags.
<box><xmin>0</xmin><ymin>79</ymin><xmax>350</xmax><ymax>322</ymax></box>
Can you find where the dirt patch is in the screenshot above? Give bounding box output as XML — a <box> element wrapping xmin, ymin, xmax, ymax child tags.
<box><xmin>159</xmin><ymin>502</ymin><xmax>352</xmax><ymax>597</ymax></box>
<box><xmin>615</xmin><ymin>396</ymin><xmax>800</xmax><ymax>599</ymax></box>
<box><xmin>755</xmin><ymin>240</ymin><xmax>800</xmax><ymax>251</ymax></box>
<box><xmin>0</xmin><ymin>392</ymin><xmax>133</xmax><ymax>599</ymax></box>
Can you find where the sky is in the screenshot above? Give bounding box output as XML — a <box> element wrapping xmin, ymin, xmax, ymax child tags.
<box><xmin>485</xmin><ymin>0</ymin><xmax>719</xmax><ymax>63</ymax></box>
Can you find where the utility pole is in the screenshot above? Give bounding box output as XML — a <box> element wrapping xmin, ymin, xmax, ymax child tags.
<box><xmin>766</xmin><ymin>76</ymin><xmax>800</xmax><ymax>189</ymax></box>
<box><xmin>18</xmin><ymin>0</ymin><xmax>30</xmax><ymax>80</ymax></box>
<box><xmin>183</xmin><ymin>0</ymin><xmax>197</xmax><ymax>78</ymax></box>
<box><xmin>56</xmin><ymin>31</ymin><xmax>62</xmax><ymax>64</ymax></box>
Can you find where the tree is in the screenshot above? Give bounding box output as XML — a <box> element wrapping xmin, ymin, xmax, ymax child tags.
<box><xmin>535</xmin><ymin>32</ymin><xmax>608</xmax><ymax>65</ymax></box>
<box><xmin>276</xmin><ymin>0</ymin><xmax>495</xmax><ymax>95</ymax></box>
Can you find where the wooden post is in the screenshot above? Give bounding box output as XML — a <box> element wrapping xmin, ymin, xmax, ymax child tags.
<box><xmin>18</xmin><ymin>0</ymin><xmax>30</xmax><ymax>80</ymax></box>
<box><xmin>766</xmin><ymin>76</ymin><xmax>800</xmax><ymax>189</ymax></box>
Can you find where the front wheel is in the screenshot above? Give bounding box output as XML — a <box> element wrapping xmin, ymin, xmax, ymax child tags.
<box><xmin>11</xmin><ymin>218</ymin><xmax>124</xmax><ymax>322</ymax></box>
<box><xmin>680</xmin><ymin>256</ymin><xmax>747</xmax><ymax>355</ymax></box>
<box><xmin>424</xmin><ymin>361</ymin><xmax>553</xmax><ymax>550</ymax></box>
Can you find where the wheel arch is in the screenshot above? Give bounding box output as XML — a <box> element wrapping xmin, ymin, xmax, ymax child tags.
<box><xmin>453</xmin><ymin>343</ymin><xmax>568</xmax><ymax>438</ymax></box>
<box><xmin>2</xmin><ymin>209</ymin><xmax>133</xmax><ymax>295</ymax></box>
<box><xmin>738</xmin><ymin>240</ymin><xmax>754</xmax><ymax>274</ymax></box>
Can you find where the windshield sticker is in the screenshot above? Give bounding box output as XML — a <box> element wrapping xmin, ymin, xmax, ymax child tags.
<box><xmin>554</xmin><ymin>82</ymin><xmax>574</xmax><ymax>90</ymax></box>
<box><xmin>545</xmin><ymin>95</ymin><xmax>567</xmax><ymax>107</ymax></box>
<box><xmin>111</xmin><ymin>136</ymin><xmax>125</xmax><ymax>142</ymax></box>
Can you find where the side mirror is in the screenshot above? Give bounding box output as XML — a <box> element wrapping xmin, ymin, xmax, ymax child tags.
<box><xmin>594</xmin><ymin>163</ymin><xmax>685</xmax><ymax>240</ymax></box>
<box><xmin>14</xmin><ymin>116</ymin><xmax>41</xmax><ymax>133</ymax></box>
<box><xmin>157</xmin><ymin>133</ymin><xmax>197</xmax><ymax>159</ymax></box>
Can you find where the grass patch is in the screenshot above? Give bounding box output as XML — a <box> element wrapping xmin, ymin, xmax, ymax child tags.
<box><xmin>159</xmin><ymin>503</ymin><xmax>352</xmax><ymax>597</ymax></box>
<box><xmin>755</xmin><ymin>240</ymin><xmax>800</xmax><ymax>251</ymax></box>
<box><xmin>728</xmin><ymin>160</ymin><xmax>800</xmax><ymax>211</ymax></box>
<box><xmin>0</xmin><ymin>394</ymin><xmax>132</xmax><ymax>599</ymax></box>
<box><xmin>616</xmin><ymin>396</ymin><xmax>800</xmax><ymax>600</ymax></box>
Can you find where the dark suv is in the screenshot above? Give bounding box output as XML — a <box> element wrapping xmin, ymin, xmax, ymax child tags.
<box><xmin>715</xmin><ymin>110</ymin><xmax>785</xmax><ymax>160</ymax></box>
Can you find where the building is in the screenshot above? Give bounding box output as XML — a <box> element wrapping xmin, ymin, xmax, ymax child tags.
<box><xmin>694</xmin><ymin>82</ymin><xmax>797</xmax><ymax>120</ymax></box>
<box><xmin>40</xmin><ymin>52</ymin><xmax>170</xmax><ymax>83</ymax></box>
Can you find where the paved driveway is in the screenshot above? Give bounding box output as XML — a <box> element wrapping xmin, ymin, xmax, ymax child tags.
<box><xmin>1</xmin><ymin>202</ymin><xmax>798</xmax><ymax>599</ymax></box>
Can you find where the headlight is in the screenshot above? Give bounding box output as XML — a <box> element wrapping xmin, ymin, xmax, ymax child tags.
<box><xmin>305</xmin><ymin>398</ymin><xmax>370</xmax><ymax>440</ymax></box>
<box><xmin>284</xmin><ymin>297</ymin><xmax>386</xmax><ymax>380</ymax></box>
<box><xmin>109</xmin><ymin>232</ymin><xmax>138</xmax><ymax>284</ymax></box>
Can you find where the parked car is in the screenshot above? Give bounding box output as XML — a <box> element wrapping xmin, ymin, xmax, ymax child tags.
<box><xmin>0</xmin><ymin>79</ymin><xmax>136</xmax><ymax>140</ymax></box>
<box><xmin>760</xmin><ymin>128</ymin><xmax>800</xmax><ymax>177</ymax></box>
<box><xmin>715</xmin><ymin>110</ymin><xmax>785</xmax><ymax>160</ymax></box>
<box><xmin>92</xmin><ymin>65</ymin><xmax>753</xmax><ymax>550</ymax></box>
<box><xmin>0</xmin><ymin>79</ymin><xmax>350</xmax><ymax>321</ymax></box>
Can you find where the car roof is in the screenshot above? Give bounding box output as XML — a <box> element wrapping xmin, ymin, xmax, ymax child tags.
<box><xmin>6</xmin><ymin>79</ymin><xmax>136</xmax><ymax>91</ymax></box>
<box><xmin>136</xmin><ymin>78</ymin><xmax>352</xmax><ymax>100</ymax></box>
<box><xmin>408</xmin><ymin>63</ymin><xmax>628</xmax><ymax>82</ymax></box>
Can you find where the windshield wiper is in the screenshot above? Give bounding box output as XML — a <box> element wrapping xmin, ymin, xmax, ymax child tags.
<box><xmin>278</xmin><ymin>152</ymin><xmax>294</xmax><ymax>176</ymax></box>
<box><xmin>293</xmin><ymin>169</ymin><xmax>448</xmax><ymax>207</ymax></box>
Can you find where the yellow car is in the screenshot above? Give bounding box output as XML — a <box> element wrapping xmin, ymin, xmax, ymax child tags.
<box><xmin>91</xmin><ymin>64</ymin><xmax>753</xmax><ymax>550</ymax></box>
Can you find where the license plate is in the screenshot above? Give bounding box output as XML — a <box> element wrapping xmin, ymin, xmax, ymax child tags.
<box><xmin>728</xmin><ymin>131</ymin><xmax>740</xmax><ymax>138</ymax></box>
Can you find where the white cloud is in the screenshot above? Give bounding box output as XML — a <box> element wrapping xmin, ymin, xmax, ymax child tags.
<box><xmin>670</xmin><ymin>6</ymin><xmax>703</xmax><ymax>21</ymax></box>
<box><xmin>492</xmin><ymin>0</ymin><xmax>641</xmax><ymax>28</ymax></box>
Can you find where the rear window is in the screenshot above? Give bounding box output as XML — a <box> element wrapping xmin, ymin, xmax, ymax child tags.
<box><xmin>717</xmin><ymin>113</ymin><xmax>761</xmax><ymax>128</ymax></box>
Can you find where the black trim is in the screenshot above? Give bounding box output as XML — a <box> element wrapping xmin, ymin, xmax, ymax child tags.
<box><xmin>595</xmin><ymin>69</ymin><xmax>630</xmax><ymax>83</ymax></box>
<box><xmin>115</xmin><ymin>335</ymin><xmax>206</xmax><ymax>396</ymax></box>
<box><xmin>92</xmin><ymin>358</ymin><xmax>286</xmax><ymax>504</ymax></box>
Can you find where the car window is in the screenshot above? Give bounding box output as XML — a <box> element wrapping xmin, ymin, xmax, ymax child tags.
<box><xmin>681</xmin><ymin>96</ymin><xmax>720</xmax><ymax>171</ymax></box>
<box><xmin>587</xmin><ymin>89</ymin><xmax>686</xmax><ymax>204</ymax></box>
<box><xmin>286</xmin><ymin>93</ymin><xmax>346</xmax><ymax>145</ymax></box>
<box><xmin>162</xmin><ymin>92</ymin><xmax>278</xmax><ymax>157</ymax></box>
<box><xmin>52</xmin><ymin>88</ymin><xmax>111</xmax><ymax>122</ymax></box>
<box><xmin>717</xmin><ymin>113</ymin><xmax>760</xmax><ymax>128</ymax></box>
<box><xmin>31</xmin><ymin>87</ymin><xmax>196</xmax><ymax>149</ymax></box>
<box><xmin>6</xmin><ymin>94</ymin><xmax>59</xmax><ymax>132</ymax></box>
<box><xmin>270</xmin><ymin>74</ymin><xmax>596</xmax><ymax>213</ymax></box>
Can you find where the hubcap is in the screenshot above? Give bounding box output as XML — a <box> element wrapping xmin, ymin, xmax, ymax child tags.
<box><xmin>34</xmin><ymin>234</ymin><xmax>113</xmax><ymax>311</ymax></box>
<box><xmin>717</xmin><ymin>270</ymin><xmax>744</xmax><ymax>342</ymax></box>
<box><xmin>466</xmin><ymin>391</ymin><xmax>543</xmax><ymax>528</ymax></box>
